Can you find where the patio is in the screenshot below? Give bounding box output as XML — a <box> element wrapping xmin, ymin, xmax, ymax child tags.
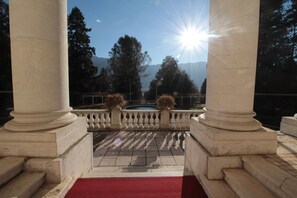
<box><xmin>93</xmin><ymin>131</ymin><xmax>186</xmax><ymax>168</ymax></box>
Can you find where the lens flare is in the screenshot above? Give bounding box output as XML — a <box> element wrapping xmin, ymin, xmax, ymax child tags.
<box><xmin>178</xmin><ymin>26</ymin><xmax>208</xmax><ymax>51</ymax></box>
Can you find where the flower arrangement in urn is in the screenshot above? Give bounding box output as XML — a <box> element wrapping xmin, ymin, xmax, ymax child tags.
<box><xmin>105</xmin><ymin>93</ymin><xmax>126</xmax><ymax>111</ymax></box>
<box><xmin>156</xmin><ymin>95</ymin><xmax>175</xmax><ymax>110</ymax></box>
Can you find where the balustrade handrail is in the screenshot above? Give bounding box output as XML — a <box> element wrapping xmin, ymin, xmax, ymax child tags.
<box><xmin>72</xmin><ymin>108</ymin><xmax>203</xmax><ymax>131</ymax></box>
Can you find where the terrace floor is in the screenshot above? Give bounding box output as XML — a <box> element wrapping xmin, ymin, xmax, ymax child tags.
<box><xmin>92</xmin><ymin>131</ymin><xmax>186</xmax><ymax>168</ymax></box>
<box><xmin>88</xmin><ymin>130</ymin><xmax>297</xmax><ymax>179</ymax></box>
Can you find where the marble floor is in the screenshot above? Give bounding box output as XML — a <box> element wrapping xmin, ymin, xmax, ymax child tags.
<box><xmin>92</xmin><ymin>131</ymin><xmax>186</xmax><ymax>167</ymax></box>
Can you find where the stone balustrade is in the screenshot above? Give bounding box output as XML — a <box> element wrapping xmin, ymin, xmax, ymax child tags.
<box><xmin>72</xmin><ymin>109</ymin><xmax>203</xmax><ymax>131</ymax></box>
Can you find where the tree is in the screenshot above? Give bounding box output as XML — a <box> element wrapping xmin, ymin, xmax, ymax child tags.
<box><xmin>0</xmin><ymin>0</ymin><xmax>11</xmax><ymax>91</ymax></box>
<box><xmin>68</xmin><ymin>7</ymin><xmax>97</xmax><ymax>105</ymax></box>
<box><xmin>284</xmin><ymin>0</ymin><xmax>297</xmax><ymax>61</ymax></box>
<box><xmin>89</xmin><ymin>68</ymin><xmax>112</xmax><ymax>93</ymax></box>
<box><xmin>108</xmin><ymin>35</ymin><xmax>151</xmax><ymax>100</ymax></box>
<box><xmin>145</xmin><ymin>56</ymin><xmax>198</xmax><ymax>101</ymax></box>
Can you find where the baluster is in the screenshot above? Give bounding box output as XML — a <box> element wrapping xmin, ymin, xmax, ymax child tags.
<box><xmin>186</xmin><ymin>113</ymin><xmax>191</xmax><ymax>129</ymax></box>
<box><xmin>139</xmin><ymin>112</ymin><xmax>144</xmax><ymax>129</ymax></box>
<box><xmin>149</xmin><ymin>112</ymin><xmax>154</xmax><ymax>128</ymax></box>
<box><xmin>122</xmin><ymin>112</ymin><xmax>128</xmax><ymax>129</ymax></box>
<box><xmin>181</xmin><ymin>113</ymin><xmax>187</xmax><ymax>129</ymax></box>
<box><xmin>175</xmin><ymin>113</ymin><xmax>181</xmax><ymax>129</ymax></box>
<box><xmin>94</xmin><ymin>113</ymin><xmax>100</xmax><ymax>129</ymax></box>
<box><xmin>128</xmin><ymin>112</ymin><xmax>133</xmax><ymax>128</ymax></box>
<box><xmin>133</xmin><ymin>112</ymin><xmax>139</xmax><ymax>129</ymax></box>
<box><xmin>155</xmin><ymin>112</ymin><xmax>160</xmax><ymax>128</ymax></box>
<box><xmin>170</xmin><ymin>112</ymin><xmax>176</xmax><ymax>129</ymax></box>
<box><xmin>105</xmin><ymin>112</ymin><xmax>111</xmax><ymax>128</ymax></box>
<box><xmin>91</xmin><ymin>113</ymin><xmax>96</xmax><ymax>129</ymax></box>
<box><xmin>144</xmin><ymin>113</ymin><xmax>149</xmax><ymax>128</ymax></box>
<box><xmin>100</xmin><ymin>113</ymin><xmax>106</xmax><ymax>128</ymax></box>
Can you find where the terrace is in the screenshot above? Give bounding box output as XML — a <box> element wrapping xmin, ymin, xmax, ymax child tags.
<box><xmin>1</xmin><ymin>0</ymin><xmax>297</xmax><ymax>197</ymax></box>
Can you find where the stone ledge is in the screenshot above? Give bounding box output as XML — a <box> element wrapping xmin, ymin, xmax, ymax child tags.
<box><xmin>281</xmin><ymin>117</ymin><xmax>297</xmax><ymax>127</ymax></box>
<box><xmin>280</xmin><ymin>117</ymin><xmax>297</xmax><ymax>137</ymax></box>
<box><xmin>190</xmin><ymin>118</ymin><xmax>277</xmax><ymax>155</ymax></box>
<box><xmin>0</xmin><ymin>118</ymin><xmax>87</xmax><ymax>157</ymax></box>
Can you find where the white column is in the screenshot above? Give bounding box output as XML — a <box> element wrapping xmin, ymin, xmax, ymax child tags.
<box><xmin>185</xmin><ymin>0</ymin><xmax>277</xmax><ymax>182</ymax></box>
<box><xmin>5</xmin><ymin>0</ymin><xmax>76</xmax><ymax>131</ymax></box>
<box><xmin>199</xmin><ymin>0</ymin><xmax>261</xmax><ymax>131</ymax></box>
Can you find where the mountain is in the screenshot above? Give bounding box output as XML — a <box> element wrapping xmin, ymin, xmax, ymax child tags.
<box><xmin>91</xmin><ymin>56</ymin><xmax>109</xmax><ymax>74</ymax></box>
<box><xmin>91</xmin><ymin>56</ymin><xmax>207</xmax><ymax>92</ymax></box>
<box><xmin>141</xmin><ymin>62</ymin><xmax>207</xmax><ymax>92</ymax></box>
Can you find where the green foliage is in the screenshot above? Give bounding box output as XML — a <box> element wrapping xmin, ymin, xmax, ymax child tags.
<box><xmin>145</xmin><ymin>56</ymin><xmax>198</xmax><ymax>101</ymax></box>
<box><xmin>68</xmin><ymin>7</ymin><xmax>97</xmax><ymax>104</ymax></box>
<box><xmin>108</xmin><ymin>35</ymin><xmax>151</xmax><ymax>100</ymax></box>
<box><xmin>156</xmin><ymin>95</ymin><xmax>176</xmax><ymax>109</ymax></box>
<box><xmin>105</xmin><ymin>93</ymin><xmax>126</xmax><ymax>109</ymax></box>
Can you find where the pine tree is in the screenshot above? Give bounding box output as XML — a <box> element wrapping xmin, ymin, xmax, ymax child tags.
<box><xmin>108</xmin><ymin>35</ymin><xmax>151</xmax><ymax>100</ymax></box>
<box><xmin>68</xmin><ymin>7</ymin><xmax>96</xmax><ymax>105</ymax></box>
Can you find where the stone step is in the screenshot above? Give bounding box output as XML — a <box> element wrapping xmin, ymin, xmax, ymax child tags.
<box><xmin>0</xmin><ymin>157</ymin><xmax>26</xmax><ymax>187</ymax></box>
<box><xmin>223</xmin><ymin>169</ymin><xmax>277</xmax><ymax>198</ymax></box>
<box><xmin>200</xmin><ymin>174</ymin><xmax>238</xmax><ymax>198</ymax></box>
<box><xmin>243</xmin><ymin>155</ymin><xmax>297</xmax><ymax>198</ymax></box>
<box><xmin>32</xmin><ymin>177</ymin><xmax>74</xmax><ymax>198</ymax></box>
<box><xmin>0</xmin><ymin>172</ymin><xmax>45</xmax><ymax>198</ymax></box>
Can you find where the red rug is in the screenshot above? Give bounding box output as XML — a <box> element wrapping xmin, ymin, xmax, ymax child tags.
<box><xmin>66</xmin><ymin>176</ymin><xmax>207</xmax><ymax>198</ymax></box>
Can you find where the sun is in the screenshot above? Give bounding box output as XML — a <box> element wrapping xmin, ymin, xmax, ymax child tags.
<box><xmin>178</xmin><ymin>26</ymin><xmax>207</xmax><ymax>51</ymax></box>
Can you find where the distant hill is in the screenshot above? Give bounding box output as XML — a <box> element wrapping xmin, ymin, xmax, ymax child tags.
<box><xmin>92</xmin><ymin>56</ymin><xmax>207</xmax><ymax>92</ymax></box>
<box><xmin>91</xmin><ymin>56</ymin><xmax>109</xmax><ymax>74</ymax></box>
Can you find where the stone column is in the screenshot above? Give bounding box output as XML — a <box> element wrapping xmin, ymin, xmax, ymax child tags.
<box><xmin>0</xmin><ymin>0</ymin><xmax>92</xmax><ymax>185</ymax></box>
<box><xmin>199</xmin><ymin>0</ymin><xmax>261</xmax><ymax>132</ymax></box>
<box><xmin>185</xmin><ymin>0</ymin><xmax>277</xmax><ymax>182</ymax></box>
<box><xmin>4</xmin><ymin>0</ymin><xmax>76</xmax><ymax>132</ymax></box>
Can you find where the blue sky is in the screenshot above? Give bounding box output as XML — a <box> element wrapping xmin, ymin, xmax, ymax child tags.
<box><xmin>67</xmin><ymin>0</ymin><xmax>209</xmax><ymax>64</ymax></box>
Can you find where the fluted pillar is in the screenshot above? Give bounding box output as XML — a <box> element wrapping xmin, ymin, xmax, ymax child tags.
<box><xmin>5</xmin><ymin>0</ymin><xmax>76</xmax><ymax>131</ymax></box>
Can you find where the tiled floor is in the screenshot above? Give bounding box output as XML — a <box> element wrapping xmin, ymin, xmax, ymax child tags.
<box><xmin>92</xmin><ymin>130</ymin><xmax>297</xmax><ymax>179</ymax></box>
<box><xmin>93</xmin><ymin>131</ymin><xmax>186</xmax><ymax>167</ymax></box>
<box><xmin>263</xmin><ymin>132</ymin><xmax>297</xmax><ymax>177</ymax></box>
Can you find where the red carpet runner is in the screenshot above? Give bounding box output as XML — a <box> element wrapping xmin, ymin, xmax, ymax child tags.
<box><xmin>66</xmin><ymin>176</ymin><xmax>207</xmax><ymax>198</ymax></box>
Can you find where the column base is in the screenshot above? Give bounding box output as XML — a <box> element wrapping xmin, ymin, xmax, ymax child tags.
<box><xmin>280</xmin><ymin>116</ymin><xmax>297</xmax><ymax>137</ymax></box>
<box><xmin>0</xmin><ymin>118</ymin><xmax>87</xmax><ymax>157</ymax></box>
<box><xmin>24</xmin><ymin>133</ymin><xmax>92</xmax><ymax>183</ymax></box>
<box><xmin>199</xmin><ymin>110</ymin><xmax>262</xmax><ymax>131</ymax></box>
<box><xmin>191</xmin><ymin>117</ymin><xmax>277</xmax><ymax>156</ymax></box>
<box><xmin>185</xmin><ymin>134</ymin><xmax>242</xmax><ymax>180</ymax></box>
<box><xmin>4</xmin><ymin>108</ymin><xmax>77</xmax><ymax>132</ymax></box>
<box><xmin>0</xmin><ymin>117</ymin><xmax>92</xmax><ymax>183</ymax></box>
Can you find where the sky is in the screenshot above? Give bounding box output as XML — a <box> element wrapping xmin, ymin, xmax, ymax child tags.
<box><xmin>67</xmin><ymin>0</ymin><xmax>209</xmax><ymax>65</ymax></box>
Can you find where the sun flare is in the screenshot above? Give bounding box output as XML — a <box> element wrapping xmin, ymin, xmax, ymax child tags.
<box><xmin>178</xmin><ymin>27</ymin><xmax>207</xmax><ymax>51</ymax></box>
